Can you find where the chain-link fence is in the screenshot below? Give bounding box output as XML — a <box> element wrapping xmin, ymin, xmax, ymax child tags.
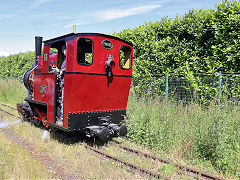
<box><xmin>2</xmin><ymin>72</ymin><xmax>240</xmax><ymax>104</ymax></box>
<box><xmin>132</xmin><ymin>72</ymin><xmax>240</xmax><ymax>104</ymax></box>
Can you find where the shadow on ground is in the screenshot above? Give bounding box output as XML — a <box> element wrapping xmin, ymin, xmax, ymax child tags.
<box><xmin>49</xmin><ymin>128</ymin><xmax>109</xmax><ymax>147</ymax></box>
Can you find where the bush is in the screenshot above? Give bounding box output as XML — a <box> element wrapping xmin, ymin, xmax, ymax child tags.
<box><xmin>0</xmin><ymin>52</ymin><xmax>34</xmax><ymax>79</ymax></box>
<box><xmin>113</xmin><ymin>0</ymin><xmax>240</xmax><ymax>77</ymax></box>
<box><xmin>126</xmin><ymin>91</ymin><xmax>240</xmax><ymax>176</ymax></box>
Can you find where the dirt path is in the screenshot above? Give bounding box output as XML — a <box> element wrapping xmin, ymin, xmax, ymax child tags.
<box><xmin>0</xmin><ymin>129</ymin><xmax>83</xmax><ymax>180</ymax></box>
<box><xmin>0</xmin><ymin>105</ymin><xmax>139</xmax><ymax>179</ymax></box>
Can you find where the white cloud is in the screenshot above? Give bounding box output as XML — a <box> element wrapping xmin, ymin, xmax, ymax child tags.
<box><xmin>0</xmin><ymin>51</ymin><xmax>10</xmax><ymax>57</ymax></box>
<box><xmin>0</xmin><ymin>14</ymin><xmax>15</xmax><ymax>20</ymax></box>
<box><xmin>95</xmin><ymin>4</ymin><xmax>162</xmax><ymax>21</ymax></box>
<box><xmin>29</xmin><ymin>0</ymin><xmax>54</xmax><ymax>9</ymax></box>
<box><xmin>64</xmin><ymin>3</ymin><xmax>162</xmax><ymax>28</ymax></box>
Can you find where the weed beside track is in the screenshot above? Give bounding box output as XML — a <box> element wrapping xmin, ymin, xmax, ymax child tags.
<box><xmin>0</xmin><ymin>129</ymin><xmax>81</xmax><ymax>179</ymax></box>
<box><xmin>127</xmin><ymin>92</ymin><xmax>240</xmax><ymax>178</ymax></box>
<box><xmin>0</xmin><ymin>104</ymin><xmax>142</xmax><ymax>179</ymax></box>
<box><xmin>0</xmin><ymin>103</ymin><xmax>227</xmax><ymax>179</ymax></box>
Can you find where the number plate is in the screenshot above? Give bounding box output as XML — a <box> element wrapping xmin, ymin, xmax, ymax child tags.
<box><xmin>40</xmin><ymin>85</ymin><xmax>47</xmax><ymax>94</ymax></box>
<box><xmin>44</xmin><ymin>53</ymin><xmax>48</xmax><ymax>61</ymax></box>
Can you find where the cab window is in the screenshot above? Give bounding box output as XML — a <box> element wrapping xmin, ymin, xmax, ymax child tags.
<box><xmin>119</xmin><ymin>45</ymin><xmax>132</xmax><ymax>69</ymax></box>
<box><xmin>48</xmin><ymin>41</ymin><xmax>66</xmax><ymax>72</ymax></box>
<box><xmin>77</xmin><ymin>38</ymin><xmax>93</xmax><ymax>65</ymax></box>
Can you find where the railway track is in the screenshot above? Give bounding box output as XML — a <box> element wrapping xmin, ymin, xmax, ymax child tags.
<box><xmin>82</xmin><ymin>142</ymin><xmax>170</xmax><ymax>179</ymax></box>
<box><xmin>0</xmin><ymin>102</ymin><xmax>20</xmax><ymax>118</ymax></box>
<box><xmin>0</xmin><ymin>104</ymin><xmax>82</xmax><ymax>179</ymax></box>
<box><xmin>109</xmin><ymin>141</ymin><xmax>224</xmax><ymax>180</ymax></box>
<box><xmin>0</xmin><ymin>102</ymin><xmax>16</xmax><ymax>110</ymax></box>
<box><xmin>0</xmin><ymin>102</ymin><xmax>225</xmax><ymax>180</ymax></box>
<box><xmin>80</xmin><ymin>138</ymin><xmax>224</xmax><ymax>179</ymax></box>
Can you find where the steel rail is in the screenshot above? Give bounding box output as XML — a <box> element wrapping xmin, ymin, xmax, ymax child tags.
<box><xmin>80</xmin><ymin>142</ymin><xmax>171</xmax><ymax>180</ymax></box>
<box><xmin>0</xmin><ymin>104</ymin><xmax>169</xmax><ymax>179</ymax></box>
<box><xmin>0</xmin><ymin>102</ymin><xmax>16</xmax><ymax>110</ymax></box>
<box><xmin>110</xmin><ymin>141</ymin><xmax>225</xmax><ymax>180</ymax></box>
<box><xmin>0</xmin><ymin>107</ymin><xmax>20</xmax><ymax>119</ymax></box>
<box><xmin>0</xmin><ymin>102</ymin><xmax>225</xmax><ymax>180</ymax></box>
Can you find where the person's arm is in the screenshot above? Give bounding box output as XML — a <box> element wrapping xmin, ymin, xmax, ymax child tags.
<box><xmin>52</xmin><ymin>66</ymin><xmax>60</xmax><ymax>73</ymax></box>
<box><xmin>60</xmin><ymin>60</ymin><xmax>66</xmax><ymax>75</ymax></box>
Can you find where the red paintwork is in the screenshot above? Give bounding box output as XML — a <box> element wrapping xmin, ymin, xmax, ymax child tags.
<box><xmin>33</xmin><ymin>34</ymin><xmax>133</xmax><ymax>129</ymax></box>
<box><xmin>29</xmin><ymin>71</ymin><xmax>34</xmax><ymax>90</ymax></box>
<box><xmin>42</xmin><ymin>46</ymin><xmax>50</xmax><ymax>73</ymax></box>
<box><xmin>39</xmin><ymin>54</ymin><xmax>58</xmax><ymax>68</ymax></box>
<box><xmin>39</xmin><ymin>55</ymin><xmax>43</xmax><ymax>67</ymax></box>
<box><xmin>68</xmin><ymin>36</ymin><xmax>133</xmax><ymax>76</ymax></box>
<box><xmin>35</xmin><ymin>108</ymin><xmax>49</xmax><ymax>127</ymax></box>
<box><xmin>49</xmin><ymin>54</ymin><xmax>58</xmax><ymax>67</ymax></box>
<box><xmin>34</xmin><ymin>74</ymin><xmax>55</xmax><ymax>124</ymax></box>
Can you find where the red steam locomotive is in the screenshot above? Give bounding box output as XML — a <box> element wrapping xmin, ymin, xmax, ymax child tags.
<box><xmin>17</xmin><ymin>33</ymin><xmax>133</xmax><ymax>142</ymax></box>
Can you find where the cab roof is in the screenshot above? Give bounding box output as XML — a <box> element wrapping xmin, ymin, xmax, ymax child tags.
<box><xmin>43</xmin><ymin>33</ymin><xmax>133</xmax><ymax>47</ymax></box>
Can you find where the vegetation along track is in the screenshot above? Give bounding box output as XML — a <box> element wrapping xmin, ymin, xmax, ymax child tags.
<box><xmin>0</xmin><ymin>104</ymin><xmax>81</xmax><ymax>179</ymax></box>
<box><xmin>0</xmin><ymin>102</ymin><xmax>225</xmax><ymax>179</ymax></box>
<box><xmin>109</xmin><ymin>141</ymin><xmax>225</xmax><ymax>180</ymax></box>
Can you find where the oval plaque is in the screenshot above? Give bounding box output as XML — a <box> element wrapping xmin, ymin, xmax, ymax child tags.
<box><xmin>102</xmin><ymin>40</ymin><xmax>113</xmax><ymax>49</ymax></box>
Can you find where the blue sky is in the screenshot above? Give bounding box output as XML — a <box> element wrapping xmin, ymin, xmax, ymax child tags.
<box><xmin>0</xmin><ymin>0</ymin><xmax>222</xmax><ymax>56</ymax></box>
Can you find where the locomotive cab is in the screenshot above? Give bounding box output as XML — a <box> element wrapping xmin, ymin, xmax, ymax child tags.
<box><xmin>18</xmin><ymin>33</ymin><xmax>133</xmax><ymax>142</ymax></box>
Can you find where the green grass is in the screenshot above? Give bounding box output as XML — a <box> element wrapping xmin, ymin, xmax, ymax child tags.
<box><xmin>6</xmin><ymin>121</ymin><xmax>136</xmax><ymax>179</ymax></box>
<box><xmin>98</xmin><ymin>143</ymin><xmax>192</xmax><ymax>179</ymax></box>
<box><xmin>0</xmin><ymin>133</ymin><xmax>53</xmax><ymax>179</ymax></box>
<box><xmin>0</xmin><ymin>78</ymin><xmax>239</xmax><ymax>178</ymax></box>
<box><xmin>126</xmin><ymin>90</ymin><xmax>240</xmax><ymax>178</ymax></box>
<box><xmin>0</xmin><ymin>149</ymin><xmax>4</xmax><ymax>179</ymax></box>
<box><xmin>157</xmin><ymin>164</ymin><xmax>178</xmax><ymax>177</ymax></box>
<box><xmin>0</xmin><ymin>79</ymin><xmax>27</xmax><ymax>106</ymax></box>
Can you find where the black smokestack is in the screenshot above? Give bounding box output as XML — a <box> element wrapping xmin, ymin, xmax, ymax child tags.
<box><xmin>35</xmin><ymin>36</ymin><xmax>43</xmax><ymax>65</ymax></box>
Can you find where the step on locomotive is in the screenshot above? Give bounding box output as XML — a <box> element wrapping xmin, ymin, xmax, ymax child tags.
<box><xmin>17</xmin><ymin>33</ymin><xmax>133</xmax><ymax>142</ymax></box>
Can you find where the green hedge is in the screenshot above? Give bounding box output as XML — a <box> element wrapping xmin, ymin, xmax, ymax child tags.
<box><xmin>113</xmin><ymin>0</ymin><xmax>240</xmax><ymax>77</ymax></box>
<box><xmin>1</xmin><ymin>1</ymin><xmax>239</xmax><ymax>79</ymax></box>
<box><xmin>1</xmin><ymin>1</ymin><xmax>239</xmax><ymax>80</ymax></box>
<box><xmin>0</xmin><ymin>1</ymin><xmax>239</xmax><ymax>102</ymax></box>
<box><xmin>0</xmin><ymin>52</ymin><xmax>34</xmax><ymax>79</ymax></box>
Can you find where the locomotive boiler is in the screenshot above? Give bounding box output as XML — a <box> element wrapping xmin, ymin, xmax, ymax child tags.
<box><xmin>17</xmin><ymin>33</ymin><xmax>133</xmax><ymax>142</ymax></box>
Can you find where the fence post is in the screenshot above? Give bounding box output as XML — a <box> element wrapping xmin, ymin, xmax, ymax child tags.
<box><xmin>166</xmin><ymin>73</ymin><xmax>169</xmax><ymax>103</ymax></box>
<box><xmin>218</xmin><ymin>71</ymin><xmax>222</xmax><ymax>105</ymax></box>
